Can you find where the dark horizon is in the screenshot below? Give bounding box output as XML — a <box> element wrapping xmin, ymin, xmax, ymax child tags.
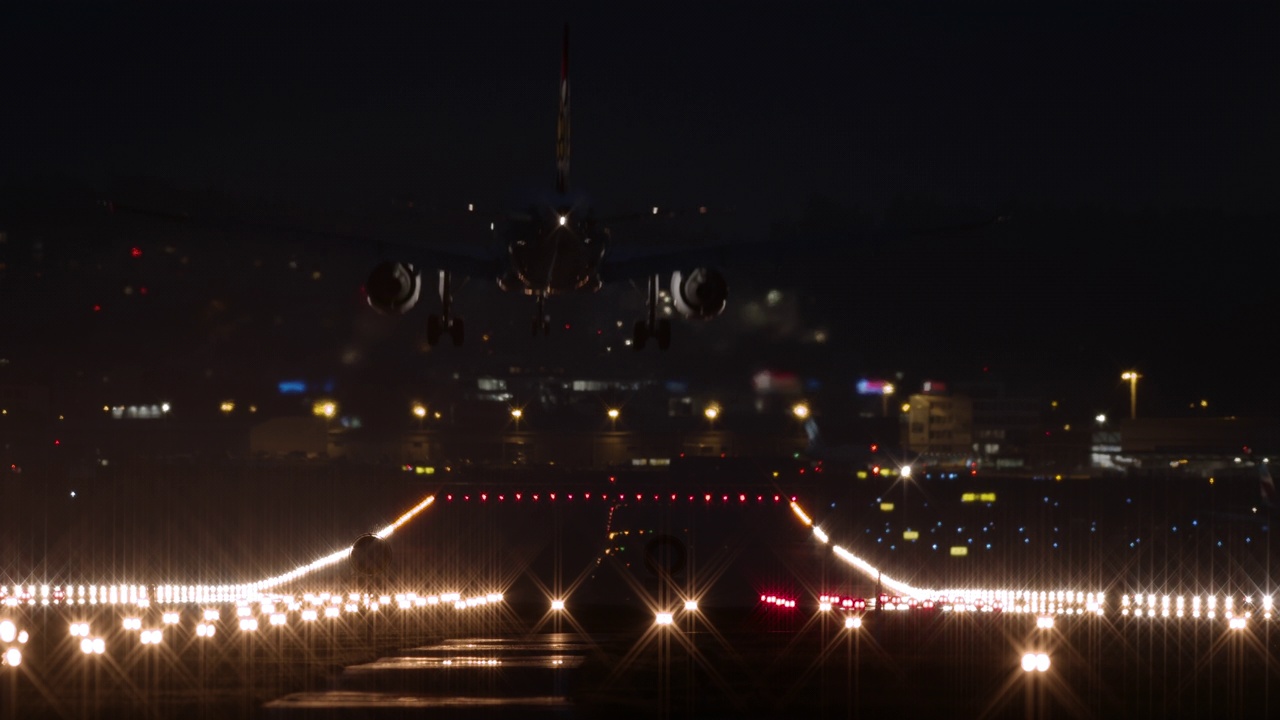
<box><xmin>3</xmin><ymin>1</ymin><xmax>1279</xmax><ymax>420</ymax></box>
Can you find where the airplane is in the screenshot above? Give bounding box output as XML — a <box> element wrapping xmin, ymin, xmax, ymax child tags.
<box><xmin>91</xmin><ymin>25</ymin><xmax>1001</xmax><ymax>350</ymax></box>
<box><xmin>363</xmin><ymin>24</ymin><xmax>729</xmax><ymax>350</ymax></box>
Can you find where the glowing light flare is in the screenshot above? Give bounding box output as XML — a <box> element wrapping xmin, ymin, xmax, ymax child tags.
<box><xmin>789</xmin><ymin>501</ymin><xmax>813</xmax><ymax>526</ymax></box>
<box><xmin>250</xmin><ymin>494</ymin><xmax>434</xmax><ymax>591</ymax></box>
<box><xmin>655</xmin><ymin>612</ymin><xmax>674</xmax><ymax>626</ymax></box>
<box><xmin>831</xmin><ymin>545</ymin><xmax>931</xmax><ymax>600</ymax></box>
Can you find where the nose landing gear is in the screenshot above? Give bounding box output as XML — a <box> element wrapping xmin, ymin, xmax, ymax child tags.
<box><xmin>633</xmin><ymin>273</ymin><xmax>671</xmax><ymax>350</ymax></box>
<box><xmin>426</xmin><ymin>271</ymin><xmax>464</xmax><ymax>346</ymax></box>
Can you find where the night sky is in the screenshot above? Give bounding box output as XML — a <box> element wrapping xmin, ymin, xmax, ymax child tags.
<box><xmin>2</xmin><ymin>2</ymin><xmax>1278</xmax><ymax>421</ymax></box>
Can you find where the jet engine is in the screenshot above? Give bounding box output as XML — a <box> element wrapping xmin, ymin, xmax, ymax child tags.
<box><xmin>364</xmin><ymin>261</ymin><xmax>422</xmax><ymax>314</ymax></box>
<box><xmin>670</xmin><ymin>268</ymin><xmax>727</xmax><ymax>320</ymax></box>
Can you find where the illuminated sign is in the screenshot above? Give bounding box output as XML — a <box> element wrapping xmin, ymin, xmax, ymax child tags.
<box><xmin>922</xmin><ymin>380</ymin><xmax>947</xmax><ymax>393</ymax></box>
<box><xmin>753</xmin><ymin>370</ymin><xmax>801</xmax><ymax>395</ymax></box>
<box><xmin>278</xmin><ymin>380</ymin><xmax>307</xmax><ymax>394</ymax></box>
<box><xmin>856</xmin><ymin>379</ymin><xmax>893</xmax><ymax>395</ymax></box>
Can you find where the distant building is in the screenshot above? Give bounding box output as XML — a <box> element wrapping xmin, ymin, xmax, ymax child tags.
<box><xmin>1112</xmin><ymin>417</ymin><xmax>1280</xmax><ymax>474</ymax></box>
<box><xmin>905</xmin><ymin>393</ymin><xmax>973</xmax><ymax>462</ymax></box>
<box><xmin>905</xmin><ymin>392</ymin><xmax>1065</xmax><ymax>471</ymax></box>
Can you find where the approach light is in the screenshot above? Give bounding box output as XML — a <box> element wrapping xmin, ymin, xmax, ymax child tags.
<box><xmin>1021</xmin><ymin>652</ymin><xmax>1051</xmax><ymax>672</ymax></box>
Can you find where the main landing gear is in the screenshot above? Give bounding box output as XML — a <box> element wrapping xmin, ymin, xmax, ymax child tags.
<box><xmin>426</xmin><ymin>271</ymin><xmax>464</xmax><ymax>346</ymax></box>
<box><xmin>532</xmin><ymin>293</ymin><xmax>550</xmax><ymax>336</ymax></box>
<box><xmin>633</xmin><ymin>273</ymin><xmax>671</xmax><ymax>351</ymax></box>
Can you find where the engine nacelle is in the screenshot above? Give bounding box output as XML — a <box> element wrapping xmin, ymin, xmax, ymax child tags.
<box><xmin>365</xmin><ymin>261</ymin><xmax>421</xmax><ymax>314</ymax></box>
<box><xmin>670</xmin><ymin>268</ymin><xmax>727</xmax><ymax>320</ymax></box>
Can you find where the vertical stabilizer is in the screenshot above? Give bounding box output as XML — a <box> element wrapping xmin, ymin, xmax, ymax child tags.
<box><xmin>556</xmin><ymin>23</ymin><xmax>571</xmax><ymax>195</ymax></box>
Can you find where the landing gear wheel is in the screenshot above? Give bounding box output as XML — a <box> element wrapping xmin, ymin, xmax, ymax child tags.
<box><xmin>448</xmin><ymin>317</ymin><xmax>464</xmax><ymax>346</ymax></box>
<box><xmin>632</xmin><ymin>320</ymin><xmax>648</xmax><ymax>350</ymax></box>
<box><xmin>655</xmin><ymin>318</ymin><xmax>671</xmax><ymax>350</ymax></box>
<box><xmin>426</xmin><ymin>314</ymin><xmax>443</xmax><ymax>346</ymax></box>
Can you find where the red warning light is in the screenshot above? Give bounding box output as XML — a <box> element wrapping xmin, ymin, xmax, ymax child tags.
<box><xmin>870</xmin><ymin>444</ymin><xmax>878</xmax><ymax>453</ymax></box>
<box><xmin>130</xmin><ymin>247</ymin><xmax>143</xmax><ymax>258</ymax></box>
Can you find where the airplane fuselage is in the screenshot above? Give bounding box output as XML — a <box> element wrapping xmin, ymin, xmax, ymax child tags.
<box><xmin>501</xmin><ymin>207</ymin><xmax>606</xmax><ymax>296</ymax></box>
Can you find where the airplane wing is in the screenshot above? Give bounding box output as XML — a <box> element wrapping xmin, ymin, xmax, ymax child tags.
<box><xmin>601</xmin><ymin>233</ymin><xmax>830</xmax><ymax>282</ymax></box>
<box><xmin>101</xmin><ymin>199</ymin><xmax>506</xmax><ymax>280</ymax></box>
<box><xmin>601</xmin><ymin>215</ymin><xmax>1004</xmax><ymax>282</ymax></box>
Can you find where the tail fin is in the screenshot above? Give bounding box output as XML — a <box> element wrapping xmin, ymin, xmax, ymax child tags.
<box><xmin>555</xmin><ymin>23</ymin><xmax>571</xmax><ymax>195</ymax></box>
